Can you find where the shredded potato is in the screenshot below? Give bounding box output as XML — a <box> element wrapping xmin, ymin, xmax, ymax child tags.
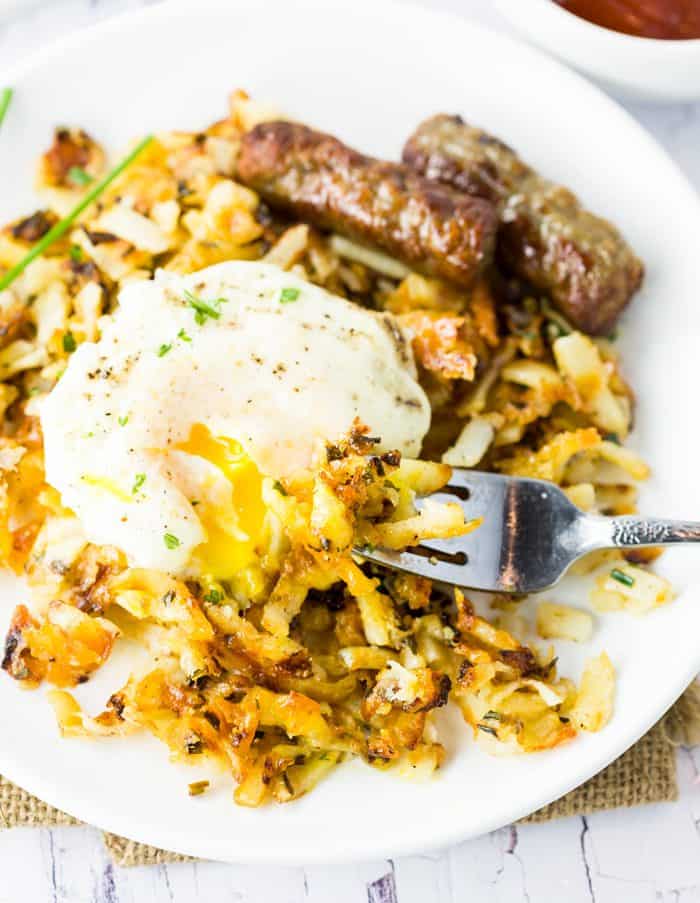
<box><xmin>363</xmin><ymin>499</ymin><xmax>478</xmax><ymax>550</ymax></box>
<box><xmin>496</xmin><ymin>428</ymin><xmax>601</xmax><ymax>483</ymax></box>
<box><xmin>590</xmin><ymin>561</ymin><xmax>674</xmax><ymax>614</ymax></box>
<box><xmin>569</xmin><ymin>652</ymin><xmax>615</xmax><ymax>732</ymax></box>
<box><xmin>330</xmin><ymin>235</ymin><xmax>410</xmax><ymax>281</ymax></box>
<box><xmin>537</xmin><ymin>602</ymin><xmax>594</xmax><ymax>643</ymax></box>
<box><xmin>442</xmin><ymin>416</ymin><xmax>494</xmax><ymax>467</ymax></box>
<box><xmin>0</xmin><ymin>91</ymin><xmax>669</xmax><ymax>806</ymax></box>
<box><xmin>553</xmin><ymin>332</ymin><xmax>630</xmax><ymax>437</ymax></box>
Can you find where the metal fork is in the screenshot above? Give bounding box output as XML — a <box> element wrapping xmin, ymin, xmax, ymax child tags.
<box><xmin>358</xmin><ymin>470</ymin><xmax>700</xmax><ymax>593</ymax></box>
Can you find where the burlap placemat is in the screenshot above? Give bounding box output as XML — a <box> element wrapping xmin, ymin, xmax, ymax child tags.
<box><xmin>2</xmin><ymin>683</ymin><xmax>699</xmax><ymax>868</ymax></box>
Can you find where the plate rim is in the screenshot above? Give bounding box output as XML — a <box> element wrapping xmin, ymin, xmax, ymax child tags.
<box><xmin>0</xmin><ymin>0</ymin><xmax>699</xmax><ymax>865</ymax></box>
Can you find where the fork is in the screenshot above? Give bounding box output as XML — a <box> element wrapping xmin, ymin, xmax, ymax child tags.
<box><xmin>358</xmin><ymin>470</ymin><xmax>700</xmax><ymax>593</ymax></box>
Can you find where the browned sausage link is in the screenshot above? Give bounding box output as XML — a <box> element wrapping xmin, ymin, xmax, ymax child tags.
<box><xmin>402</xmin><ymin>115</ymin><xmax>644</xmax><ymax>335</ymax></box>
<box><xmin>237</xmin><ymin>121</ymin><xmax>498</xmax><ymax>288</ymax></box>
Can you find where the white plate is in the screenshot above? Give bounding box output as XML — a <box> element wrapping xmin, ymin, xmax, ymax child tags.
<box><xmin>1</xmin><ymin>0</ymin><xmax>699</xmax><ymax>866</ymax></box>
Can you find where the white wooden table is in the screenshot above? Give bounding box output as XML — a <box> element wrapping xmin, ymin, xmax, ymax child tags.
<box><xmin>1</xmin><ymin>1</ymin><xmax>699</xmax><ymax>899</ymax></box>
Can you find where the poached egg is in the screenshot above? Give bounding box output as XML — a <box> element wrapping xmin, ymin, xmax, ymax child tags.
<box><xmin>40</xmin><ymin>262</ymin><xmax>430</xmax><ymax>576</ymax></box>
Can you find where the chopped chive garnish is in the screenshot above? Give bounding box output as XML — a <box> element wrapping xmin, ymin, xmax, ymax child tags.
<box><xmin>611</xmin><ymin>567</ymin><xmax>635</xmax><ymax>588</ymax></box>
<box><xmin>482</xmin><ymin>710</ymin><xmax>502</xmax><ymax>721</ymax></box>
<box><xmin>132</xmin><ymin>473</ymin><xmax>146</xmax><ymax>494</ymax></box>
<box><xmin>0</xmin><ymin>88</ymin><xmax>12</xmax><ymax>131</ymax></box>
<box><xmin>62</xmin><ymin>332</ymin><xmax>77</xmax><ymax>353</ymax></box>
<box><xmin>541</xmin><ymin>299</ymin><xmax>572</xmax><ymax>337</ymax></box>
<box><xmin>69</xmin><ymin>245</ymin><xmax>83</xmax><ymax>263</ymax></box>
<box><xmin>0</xmin><ymin>135</ymin><xmax>153</xmax><ymax>293</ymax></box>
<box><xmin>279</xmin><ymin>287</ymin><xmax>300</xmax><ymax>303</ymax></box>
<box><xmin>177</xmin><ymin>328</ymin><xmax>192</xmax><ymax>343</ymax></box>
<box><xmin>273</xmin><ymin>479</ymin><xmax>287</xmax><ymax>496</ymax></box>
<box><xmin>477</xmin><ymin>723</ymin><xmax>499</xmax><ymax>737</ymax></box>
<box><xmin>67</xmin><ymin>166</ymin><xmax>93</xmax><ymax>187</ymax></box>
<box><xmin>118</xmin><ymin>415</ymin><xmax>129</xmax><ymax>427</ymax></box>
<box><xmin>157</xmin><ymin>343</ymin><xmax>172</xmax><ymax>357</ymax></box>
<box><xmin>184</xmin><ymin>289</ymin><xmax>227</xmax><ymax>325</ymax></box>
<box><xmin>164</xmin><ymin>532</ymin><xmax>180</xmax><ymax>550</ymax></box>
<box><xmin>204</xmin><ymin>589</ymin><xmax>223</xmax><ymax>604</ymax></box>
<box><xmin>188</xmin><ymin>780</ymin><xmax>209</xmax><ymax>797</ymax></box>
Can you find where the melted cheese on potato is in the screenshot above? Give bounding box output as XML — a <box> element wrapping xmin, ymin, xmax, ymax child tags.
<box><xmin>40</xmin><ymin>261</ymin><xmax>430</xmax><ymax>574</ymax></box>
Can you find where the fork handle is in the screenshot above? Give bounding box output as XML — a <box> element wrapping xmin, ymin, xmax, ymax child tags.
<box><xmin>589</xmin><ymin>515</ymin><xmax>700</xmax><ymax>549</ymax></box>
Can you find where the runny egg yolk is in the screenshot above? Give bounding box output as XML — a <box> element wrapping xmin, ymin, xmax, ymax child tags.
<box><xmin>177</xmin><ymin>423</ymin><xmax>266</xmax><ymax>579</ymax></box>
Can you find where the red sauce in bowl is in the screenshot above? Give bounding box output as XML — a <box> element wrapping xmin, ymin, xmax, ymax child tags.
<box><xmin>555</xmin><ymin>0</ymin><xmax>700</xmax><ymax>39</ymax></box>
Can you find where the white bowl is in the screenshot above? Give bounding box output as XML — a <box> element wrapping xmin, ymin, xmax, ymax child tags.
<box><xmin>494</xmin><ymin>0</ymin><xmax>700</xmax><ymax>101</ymax></box>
